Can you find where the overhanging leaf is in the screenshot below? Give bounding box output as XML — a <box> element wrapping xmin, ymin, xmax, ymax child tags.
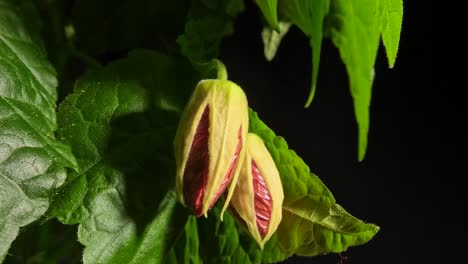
<box><xmin>261</xmin><ymin>21</ymin><xmax>291</xmax><ymax>61</ymax></box>
<box><xmin>0</xmin><ymin>0</ymin><xmax>77</xmax><ymax>260</ymax></box>
<box><xmin>178</xmin><ymin>0</ymin><xmax>244</xmax><ymax>63</ymax></box>
<box><xmin>327</xmin><ymin>0</ymin><xmax>382</xmax><ymax>161</ymax></box>
<box><xmin>381</xmin><ymin>0</ymin><xmax>403</xmax><ymax>68</ymax></box>
<box><xmin>49</xmin><ymin>50</ymin><xmax>199</xmax><ymax>264</ymax></box>
<box><xmin>254</xmin><ymin>0</ymin><xmax>279</xmax><ymax>31</ymax></box>
<box><xmin>278</xmin><ymin>0</ymin><xmax>330</xmax><ymax>107</ymax></box>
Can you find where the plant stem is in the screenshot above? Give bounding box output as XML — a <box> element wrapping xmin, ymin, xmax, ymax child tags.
<box><xmin>212</xmin><ymin>59</ymin><xmax>228</xmax><ymax>80</ymax></box>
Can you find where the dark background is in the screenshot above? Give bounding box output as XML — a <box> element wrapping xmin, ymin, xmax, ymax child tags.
<box><xmin>221</xmin><ymin>1</ymin><xmax>441</xmax><ymax>264</ymax></box>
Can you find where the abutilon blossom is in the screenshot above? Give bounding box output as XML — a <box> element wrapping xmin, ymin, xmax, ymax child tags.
<box><xmin>230</xmin><ymin>133</ymin><xmax>284</xmax><ymax>247</ymax></box>
<box><xmin>174</xmin><ymin>79</ymin><xmax>249</xmax><ymax>218</ymax></box>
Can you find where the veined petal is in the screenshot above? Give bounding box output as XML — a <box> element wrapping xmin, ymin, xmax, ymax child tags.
<box><xmin>231</xmin><ymin>133</ymin><xmax>284</xmax><ymax>247</ymax></box>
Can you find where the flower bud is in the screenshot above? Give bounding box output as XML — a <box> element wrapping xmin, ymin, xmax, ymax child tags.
<box><xmin>175</xmin><ymin>79</ymin><xmax>249</xmax><ymax>218</ymax></box>
<box><xmin>230</xmin><ymin>133</ymin><xmax>284</xmax><ymax>247</ymax></box>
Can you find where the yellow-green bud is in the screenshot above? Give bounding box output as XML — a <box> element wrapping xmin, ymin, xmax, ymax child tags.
<box><xmin>230</xmin><ymin>133</ymin><xmax>284</xmax><ymax>248</ymax></box>
<box><xmin>175</xmin><ymin>79</ymin><xmax>249</xmax><ymax>218</ymax></box>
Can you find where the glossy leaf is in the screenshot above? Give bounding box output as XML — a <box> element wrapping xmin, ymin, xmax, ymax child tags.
<box><xmin>0</xmin><ymin>0</ymin><xmax>77</xmax><ymax>260</ymax></box>
<box><xmin>381</xmin><ymin>0</ymin><xmax>403</xmax><ymax>68</ymax></box>
<box><xmin>49</xmin><ymin>50</ymin><xmax>198</xmax><ymax>264</ymax></box>
<box><xmin>178</xmin><ymin>0</ymin><xmax>244</xmax><ymax>63</ymax></box>
<box><xmin>327</xmin><ymin>0</ymin><xmax>382</xmax><ymax>161</ymax></box>
<box><xmin>278</xmin><ymin>0</ymin><xmax>330</xmax><ymax>107</ymax></box>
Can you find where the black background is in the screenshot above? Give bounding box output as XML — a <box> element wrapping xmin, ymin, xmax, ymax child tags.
<box><xmin>221</xmin><ymin>1</ymin><xmax>442</xmax><ymax>264</ymax></box>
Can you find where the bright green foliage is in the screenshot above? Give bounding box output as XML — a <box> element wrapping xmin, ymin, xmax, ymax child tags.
<box><xmin>279</xmin><ymin>0</ymin><xmax>330</xmax><ymax>107</ymax></box>
<box><xmin>0</xmin><ymin>0</ymin><xmax>77</xmax><ymax>260</ymax></box>
<box><xmin>381</xmin><ymin>0</ymin><xmax>403</xmax><ymax>68</ymax></box>
<box><xmin>49</xmin><ymin>50</ymin><xmax>198</xmax><ymax>264</ymax></box>
<box><xmin>254</xmin><ymin>0</ymin><xmax>279</xmax><ymax>30</ymax></box>
<box><xmin>178</xmin><ymin>0</ymin><xmax>244</xmax><ymax>63</ymax></box>
<box><xmin>327</xmin><ymin>0</ymin><xmax>383</xmax><ymax>161</ymax></box>
<box><xmin>262</xmin><ymin>0</ymin><xmax>403</xmax><ymax>160</ymax></box>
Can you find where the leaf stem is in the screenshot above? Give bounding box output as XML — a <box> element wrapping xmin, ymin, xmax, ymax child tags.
<box><xmin>212</xmin><ymin>59</ymin><xmax>228</xmax><ymax>80</ymax></box>
<box><xmin>195</xmin><ymin>59</ymin><xmax>228</xmax><ymax>80</ymax></box>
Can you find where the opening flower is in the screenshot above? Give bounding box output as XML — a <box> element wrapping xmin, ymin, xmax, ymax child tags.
<box><xmin>175</xmin><ymin>79</ymin><xmax>249</xmax><ymax>218</ymax></box>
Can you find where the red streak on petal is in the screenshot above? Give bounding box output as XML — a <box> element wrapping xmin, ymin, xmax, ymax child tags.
<box><xmin>208</xmin><ymin>126</ymin><xmax>243</xmax><ymax>209</ymax></box>
<box><xmin>252</xmin><ymin>160</ymin><xmax>272</xmax><ymax>238</ymax></box>
<box><xmin>183</xmin><ymin>105</ymin><xmax>210</xmax><ymax>217</ymax></box>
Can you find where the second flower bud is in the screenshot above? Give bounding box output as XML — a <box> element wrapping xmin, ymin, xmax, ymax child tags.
<box><xmin>230</xmin><ymin>133</ymin><xmax>284</xmax><ymax>247</ymax></box>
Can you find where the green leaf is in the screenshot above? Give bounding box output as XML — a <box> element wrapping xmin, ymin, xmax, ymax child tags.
<box><xmin>167</xmin><ymin>216</ymin><xmax>202</xmax><ymax>264</ymax></box>
<box><xmin>199</xmin><ymin>206</ymin><xmax>263</xmax><ymax>264</ymax></box>
<box><xmin>381</xmin><ymin>0</ymin><xmax>403</xmax><ymax>68</ymax></box>
<box><xmin>178</xmin><ymin>0</ymin><xmax>244</xmax><ymax>63</ymax></box>
<box><xmin>327</xmin><ymin>0</ymin><xmax>382</xmax><ymax>161</ymax></box>
<box><xmin>249</xmin><ymin>110</ymin><xmax>379</xmax><ymax>258</ymax></box>
<box><xmin>173</xmin><ymin>206</ymin><xmax>263</xmax><ymax>264</ymax></box>
<box><xmin>170</xmin><ymin>110</ymin><xmax>379</xmax><ymax>263</ymax></box>
<box><xmin>254</xmin><ymin>0</ymin><xmax>279</xmax><ymax>31</ymax></box>
<box><xmin>71</xmin><ymin>0</ymin><xmax>190</xmax><ymax>56</ymax></box>
<box><xmin>49</xmin><ymin>50</ymin><xmax>199</xmax><ymax>264</ymax></box>
<box><xmin>0</xmin><ymin>0</ymin><xmax>77</xmax><ymax>260</ymax></box>
<box><xmin>279</xmin><ymin>0</ymin><xmax>330</xmax><ymax>107</ymax></box>
<box><xmin>261</xmin><ymin>21</ymin><xmax>291</xmax><ymax>61</ymax></box>
<box><xmin>283</xmin><ymin>203</ymin><xmax>380</xmax><ymax>255</ymax></box>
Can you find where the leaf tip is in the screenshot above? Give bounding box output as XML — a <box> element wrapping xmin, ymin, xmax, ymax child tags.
<box><xmin>355</xmin><ymin>223</ymin><xmax>380</xmax><ymax>246</ymax></box>
<box><xmin>304</xmin><ymin>84</ymin><xmax>317</xmax><ymax>108</ymax></box>
<box><xmin>373</xmin><ymin>224</ymin><xmax>380</xmax><ymax>233</ymax></box>
<box><xmin>369</xmin><ymin>223</ymin><xmax>380</xmax><ymax>234</ymax></box>
<box><xmin>358</xmin><ymin>140</ymin><xmax>367</xmax><ymax>162</ymax></box>
<box><xmin>357</xmin><ymin>123</ymin><xmax>369</xmax><ymax>161</ymax></box>
<box><xmin>366</xmin><ymin>223</ymin><xmax>380</xmax><ymax>241</ymax></box>
<box><xmin>386</xmin><ymin>51</ymin><xmax>397</xmax><ymax>69</ymax></box>
<box><xmin>358</xmin><ymin>147</ymin><xmax>366</xmax><ymax>162</ymax></box>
